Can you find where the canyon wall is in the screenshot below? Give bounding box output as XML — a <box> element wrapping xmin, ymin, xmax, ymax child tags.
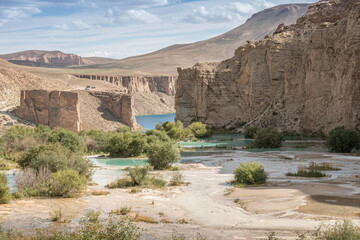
<box><xmin>73</xmin><ymin>74</ymin><xmax>177</xmax><ymax>96</ymax></box>
<box><xmin>15</xmin><ymin>90</ymin><xmax>138</xmax><ymax>131</ymax></box>
<box><xmin>175</xmin><ymin>0</ymin><xmax>360</xmax><ymax>135</ymax></box>
<box><xmin>16</xmin><ymin>90</ymin><xmax>81</xmax><ymax>132</ymax></box>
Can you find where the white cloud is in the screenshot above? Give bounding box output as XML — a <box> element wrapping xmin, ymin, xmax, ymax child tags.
<box><xmin>0</xmin><ymin>6</ymin><xmax>41</xmax><ymax>26</ymax></box>
<box><xmin>182</xmin><ymin>5</ymin><xmax>243</xmax><ymax>24</ymax></box>
<box><xmin>105</xmin><ymin>8</ymin><xmax>159</xmax><ymax>24</ymax></box>
<box><xmin>73</xmin><ymin>20</ymin><xmax>92</xmax><ymax>29</ymax></box>
<box><xmin>53</xmin><ymin>23</ymin><xmax>69</xmax><ymax>30</ymax></box>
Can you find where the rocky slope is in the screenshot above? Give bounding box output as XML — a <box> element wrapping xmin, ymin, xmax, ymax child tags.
<box><xmin>88</xmin><ymin>4</ymin><xmax>309</xmax><ymax>74</ymax></box>
<box><xmin>175</xmin><ymin>0</ymin><xmax>360</xmax><ymax>135</ymax></box>
<box><xmin>0</xmin><ymin>50</ymin><xmax>92</xmax><ymax>67</ymax></box>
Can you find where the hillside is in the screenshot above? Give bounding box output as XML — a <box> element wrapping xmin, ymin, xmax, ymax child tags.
<box><xmin>0</xmin><ymin>50</ymin><xmax>93</xmax><ymax>67</ymax></box>
<box><xmin>84</xmin><ymin>3</ymin><xmax>310</xmax><ymax>74</ymax></box>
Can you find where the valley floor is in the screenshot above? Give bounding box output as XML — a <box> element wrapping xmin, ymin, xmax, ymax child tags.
<box><xmin>1</xmin><ymin>150</ymin><xmax>360</xmax><ymax>239</ymax></box>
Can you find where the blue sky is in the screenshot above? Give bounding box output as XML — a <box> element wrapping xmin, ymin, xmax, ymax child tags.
<box><xmin>0</xmin><ymin>0</ymin><xmax>317</xmax><ymax>59</ymax></box>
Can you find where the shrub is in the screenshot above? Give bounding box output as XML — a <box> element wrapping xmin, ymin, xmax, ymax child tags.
<box><xmin>15</xmin><ymin>167</ymin><xmax>51</xmax><ymax>197</ymax></box>
<box><xmin>314</xmin><ymin>220</ymin><xmax>360</xmax><ymax>240</ymax></box>
<box><xmin>147</xmin><ymin>141</ymin><xmax>181</xmax><ymax>170</ymax></box>
<box><xmin>18</xmin><ymin>144</ymin><xmax>93</xmax><ymax>178</ymax></box>
<box><xmin>250</xmin><ymin>128</ymin><xmax>283</xmax><ymax>148</ymax></box>
<box><xmin>234</xmin><ymin>162</ymin><xmax>267</xmax><ymax>185</ymax></box>
<box><xmin>48</xmin><ymin>169</ymin><xmax>86</xmax><ymax>198</ymax></box>
<box><xmin>0</xmin><ymin>173</ymin><xmax>11</xmax><ymax>204</ymax></box>
<box><xmin>326</xmin><ymin>126</ymin><xmax>360</xmax><ymax>153</ymax></box>
<box><xmin>48</xmin><ymin>128</ymin><xmax>83</xmax><ymax>153</ymax></box>
<box><xmin>105</xmin><ymin>132</ymin><xmax>147</xmax><ymax>157</ymax></box>
<box><xmin>286</xmin><ymin>166</ymin><xmax>326</xmax><ymax>178</ymax></box>
<box><xmin>145</xmin><ymin>129</ymin><xmax>171</xmax><ymax>143</ymax></box>
<box><xmin>79</xmin><ymin>129</ymin><xmax>113</xmax><ymax>153</ymax></box>
<box><xmin>169</xmin><ymin>171</ymin><xmax>184</xmax><ymax>186</ymax></box>
<box><xmin>156</xmin><ymin>121</ymin><xmax>193</xmax><ymax>141</ymax></box>
<box><xmin>189</xmin><ymin>122</ymin><xmax>211</xmax><ymax>138</ymax></box>
<box><xmin>244</xmin><ymin>126</ymin><xmax>259</xmax><ymax>139</ymax></box>
<box><xmin>126</xmin><ymin>165</ymin><xmax>152</xmax><ymax>185</ymax></box>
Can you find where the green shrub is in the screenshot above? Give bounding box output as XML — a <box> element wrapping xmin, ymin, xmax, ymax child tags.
<box><xmin>105</xmin><ymin>132</ymin><xmax>147</xmax><ymax>157</ymax></box>
<box><xmin>189</xmin><ymin>122</ymin><xmax>211</xmax><ymax>138</ymax></box>
<box><xmin>147</xmin><ymin>141</ymin><xmax>180</xmax><ymax>170</ymax></box>
<box><xmin>18</xmin><ymin>144</ymin><xmax>93</xmax><ymax>178</ymax></box>
<box><xmin>244</xmin><ymin>126</ymin><xmax>259</xmax><ymax>139</ymax></box>
<box><xmin>126</xmin><ymin>165</ymin><xmax>152</xmax><ymax>185</ymax></box>
<box><xmin>156</xmin><ymin>121</ymin><xmax>193</xmax><ymax>141</ymax></box>
<box><xmin>34</xmin><ymin>124</ymin><xmax>52</xmax><ymax>142</ymax></box>
<box><xmin>326</xmin><ymin>126</ymin><xmax>360</xmax><ymax>153</ymax></box>
<box><xmin>314</xmin><ymin>220</ymin><xmax>360</xmax><ymax>240</ymax></box>
<box><xmin>0</xmin><ymin>173</ymin><xmax>11</xmax><ymax>204</ymax></box>
<box><xmin>79</xmin><ymin>129</ymin><xmax>113</xmax><ymax>153</ymax></box>
<box><xmin>250</xmin><ymin>128</ymin><xmax>283</xmax><ymax>148</ymax></box>
<box><xmin>48</xmin><ymin>169</ymin><xmax>86</xmax><ymax>198</ymax></box>
<box><xmin>234</xmin><ymin>162</ymin><xmax>267</xmax><ymax>185</ymax></box>
<box><xmin>286</xmin><ymin>166</ymin><xmax>326</xmax><ymax>178</ymax></box>
<box><xmin>145</xmin><ymin>129</ymin><xmax>171</xmax><ymax>143</ymax></box>
<box><xmin>48</xmin><ymin>128</ymin><xmax>83</xmax><ymax>153</ymax></box>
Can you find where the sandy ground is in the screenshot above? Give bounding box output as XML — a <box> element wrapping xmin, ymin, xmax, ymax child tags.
<box><xmin>1</xmin><ymin>151</ymin><xmax>360</xmax><ymax>239</ymax></box>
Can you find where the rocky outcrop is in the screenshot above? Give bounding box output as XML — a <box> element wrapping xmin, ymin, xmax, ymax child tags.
<box><xmin>16</xmin><ymin>90</ymin><xmax>81</xmax><ymax>132</ymax></box>
<box><xmin>15</xmin><ymin>90</ymin><xmax>139</xmax><ymax>131</ymax></box>
<box><xmin>88</xmin><ymin>92</ymin><xmax>138</xmax><ymax>130</ymax></box>
<box><xmin>73</xmin><ymin>74</ymin><xmax>177</xmax><ymax>96</ymax></box>
<box><xmin>175</xmin><ymin>0</ymin><xmax>360</xmax><ymax>135</ymax></box>
<box><xmin>0</xmin><ymin>50</ymin><xmax>92</xmax><ymax>67</ymax></box>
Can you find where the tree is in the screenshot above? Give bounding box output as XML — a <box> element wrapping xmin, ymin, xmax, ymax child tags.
<box><xmin>146</xmin><ymin>142</ymin><xmax>180</xmax><ymax>170</ymax></box>
<box><xmin>251</xmin><ymin>127</ymin><xmax>283</xmax><ymax>148</ymax></box>
<box><xmin>326</xmin><ymin>127</ymin><xmax>360</xmax><ymax>153</ymax></box>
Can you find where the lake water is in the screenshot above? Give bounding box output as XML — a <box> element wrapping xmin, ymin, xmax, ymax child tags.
<box><xmin>135</xmin><ymin>113</ymin><xmax>175</xmax><ymax>129</ymax></box>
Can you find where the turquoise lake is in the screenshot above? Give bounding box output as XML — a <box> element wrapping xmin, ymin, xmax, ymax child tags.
<box><xmin>135</xmin><ymin>113</ymin><xmax>175</xmax><ymax>129</ymax></box>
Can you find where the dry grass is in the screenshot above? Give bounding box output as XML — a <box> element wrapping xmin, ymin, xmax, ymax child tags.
<box><xmin>91</xmin><ymin>189</ymin><xmax>110</xmax><ymax>196</ymax></box>
<box><xmin>134</xmin><ymin>214</ymin><xmax>158</xmax><ymax>224</ymax></box>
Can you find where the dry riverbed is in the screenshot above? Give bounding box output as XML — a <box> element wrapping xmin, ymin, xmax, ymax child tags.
<box><xmin>1</xmin><ymin>150</ymin><xmax>360</xmax><ymax>239</ymax></box>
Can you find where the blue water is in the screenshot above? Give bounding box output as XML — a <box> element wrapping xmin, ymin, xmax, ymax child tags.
<box><xmin>92</xmin><ymin>157</ymin><xmax>149</xmax><ymax>166</ymax></box>
<box><xmin>135</xmin><ymin>113</ymin><xmax>175</xmax><ymax>129</ymax></box>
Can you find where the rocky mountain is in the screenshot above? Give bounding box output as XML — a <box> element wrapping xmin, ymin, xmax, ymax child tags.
<box><xmin>0</xmin><ymin>50</ymin><xmax>93</xmax><ymax>67</ymax></box>
<box><xmin>87</xmin><ymin>3</ymin><xmax>309</xmax><ymax>74</ymax></box>
<box><xmin>175</xmin><ymin>0</ymin><xmax>360</xmax><ymax>135</ymax></box>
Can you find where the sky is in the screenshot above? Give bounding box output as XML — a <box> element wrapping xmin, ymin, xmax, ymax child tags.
<box><xmin>0</xmin><ymin>0</ymin><xmax>317</xmax><ymax>59</ymax></box>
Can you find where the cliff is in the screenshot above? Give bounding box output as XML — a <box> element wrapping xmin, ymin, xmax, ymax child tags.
<box><xmin>0</xmin><ymin>50</ymin><xmax>92</xmax><ymax>67</ymax></box>
<box><xmin>73</xmin><ymin>74</ymin><xmax>177</xmax><ymax>96</ymax></box>
<box><xmin>16</xmin><ymin>90</ymin><xmax>81</xmax><ymax>132</ymax></box>
<box><xmin>175</xmin><ymin>0</ymin><xmax>360</xmax><ymax>135</ymax></box>
<box><xmin>15</xmin><ymin>90</ymin><xmax>139</xmax><ymax>132</ymax></box>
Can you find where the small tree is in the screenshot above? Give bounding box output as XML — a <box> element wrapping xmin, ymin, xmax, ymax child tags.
<box><xmin>48</xmin><ymin>128</ymin><xmax>83</xmax><ymax>152</ymax></box>
<box><xmin>48</xmin><ymin>169</ymin><xmax>86</xmax><ymax>198</ymax></box>
<box><xmin>251</xmin><ymin>127</ymin><xmax>283</xmax><ymax>148</ymax></box>
<box><xmin>146</xmin><ymin>142</ymin><xmax>180</xmax><ymax>170</ymax></box>
<box><xmin>326</xmin><ymin>127</ymin><xmax>360</xmax><ymax>153</ymax></box>
<box><xmin>189</xmin><ymin>122</ymin><xmax>211</xmax><ymax>138</ymax></box>
<box><xmin>244</xmin><ymin>126</ymin><xmax>259</xmax><ymax>139</ymax></box>
<box><xmin>234</xmin><ymin>162</ymin><xmax>267</xmax><ymax>185</ymax></box>
<box><xmin>0</xmin><ymin>173</ymin><xmax>11</xmax><ymax>204</ymax></box>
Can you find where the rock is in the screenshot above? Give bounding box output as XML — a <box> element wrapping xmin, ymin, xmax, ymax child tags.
<box><xmin>175</xmin><ymin>0</ymin><xmax>360</xmax><ymax>135</ymax></box>
<box><xmin>72</xmin><ymin>74</ymin><xmax>177</xmax><ymax>96</ymax></box>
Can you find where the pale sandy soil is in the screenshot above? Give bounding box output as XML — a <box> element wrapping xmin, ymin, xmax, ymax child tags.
<box><xmin>1</xmin><ymin>151</ymin><xmax>360</xmax><ymax>239</ymax></box>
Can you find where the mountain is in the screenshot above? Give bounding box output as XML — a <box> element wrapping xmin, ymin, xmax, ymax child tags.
<box><xmin>84</xmin><ymin>3</ymin><xmax>310</xmax><ymax>74</ymax></box>
<box><xmin>175</xmin><ymin>0</ymin><xmax>360</xmax><ymax>134</ymax></box>
<box><xmin>0</xmin><ymin>50</ymin><xmax>93</xmax><ymax>67</ymax></box>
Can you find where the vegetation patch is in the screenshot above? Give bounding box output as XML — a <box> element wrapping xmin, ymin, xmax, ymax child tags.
<box><xmin>134</xmin><ymin>214</ymin><xmax>157</xmax><ymax>224</ymax></box>
<box><xmin>306</xmin><ymin>162</ymin><xmax>340</xmax><ymax>171</ymax></box>
<box><xmin>110</xmin><ymin>206</ymin><xmax>132</xmax><ymax>216</ymax></box>
<box><xmin>314</xmin><ymin>220</ymin><xmax>360</xmax><ymax>240</ymax></box>
<box><xmin>91</xmin><ymin>189</ymin><xmax>110</xmax><ymax>196</ymax></box>
<box><xmin>326</xmin><ymin>126</ymin><xmax>360</xmax><ymax>153</ymax></box>
<box><xmin>247</xmin><ymin>127</ymin><xmax>283</xmax><ymax>148</ymax></box>
<box><xmin>244</xmin><ymin>126</ymin><xmax>259</xmax><ymax>139</ymax></box>
<box><xmin>234</xmin><ymin>162</ymin><xmax>267</xmax><ymax>185</ymax></box>
<box><xmin>286</xmin><ymin>166</ymin><xmax>327</xmax><ymax>178</ymax></box>
<box><xmin>0</xmin><ymin>173</ymin><xmax>11</xmax><ymax>204</ymax></box>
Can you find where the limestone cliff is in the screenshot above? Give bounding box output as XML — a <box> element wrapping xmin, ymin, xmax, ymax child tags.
<box><xmin>15</xmin><ymin>90</ymin><xmax>139</xmax><ymax>132</ymax></box>
<box><xmin>175</xmin><ymin>0</ymin><xmax>360</xmax><ymax>134</ymax></box>
<box><xmin>73</xmin><ymin>74</ymin><xmax>177</xmax><ymax>96</ymax></box>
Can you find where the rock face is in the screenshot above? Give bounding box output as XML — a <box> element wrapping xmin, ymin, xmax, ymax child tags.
<box><xmin>88</xmin><ymin>92</ymin><xmax>138</xmax><ymax>129</ymax></box>
<box><xmin>73</xmin><ymin>74</ymin><xmax>177</xmax><ymax>96</ymax></box>
<box><xmin>16</xmin><ymin>90</ymin><xmax>81</xmax><ymax>132</ymax></box>
<box><xmin>175</xmin><ymin>0</ymin><xmax>360</xmax><ymax>135</ymax></box>
<box><xmin>15</xmin><ymin>90</ymin><xmax>138</xmax><ymax>132</ymax></box>
<box><xmin>0</xmin><ymin>50</ymin><xmax>92</xmax><ymax>67</ymax></box>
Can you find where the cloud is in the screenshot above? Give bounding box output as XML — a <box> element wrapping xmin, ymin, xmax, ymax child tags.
<box><xmin>182</xmin><ymin>5</ymin><xmax>243</xmax><ymax>24</ymax></box>
<box><xmin>53</xmin><ymin>23</ymin><xmax>68</xmax><ymax>30</ymax></box>
<box><xmin>72</xmin><ymin>20</ymin><xmax>92</xmax><ymax>29</ymax></box>
<box><xmin>53</xmin><ymin>20</ymin><xmax>93</xmax><ymax>30</ymax></box>
<box><xmin>0</xmin><ymin>6</ymin><xmax>41</xmax><ymax>26</ymax></box>
<box><xmin>105</xmin><ymin>8</ymin><xmax>159</xmax><ymax>24</ymax></box>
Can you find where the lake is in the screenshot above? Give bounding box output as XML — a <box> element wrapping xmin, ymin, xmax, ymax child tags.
<box><xmin>135</xmin><ymin>113</ymin><xmax>175</xmax><ymax>129</ymax></box>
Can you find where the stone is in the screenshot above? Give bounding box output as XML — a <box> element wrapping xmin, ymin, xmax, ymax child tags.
<box><xmin>175</xmin><ymin>0</ymin><xmax>360</xmax><ymax>135</ymax></box>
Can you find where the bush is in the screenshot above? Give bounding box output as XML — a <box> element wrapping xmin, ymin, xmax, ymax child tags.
<box><xmin>286</xmin><ymin>166</ymin><xmax>326</xmax><ymax>178</ymax></box>
<box><xmin>234</xmin><ymin>162</ymin><xmax>267</xmax><ymax>185</ymax></box>
<box><xmin>314</xmin><ymin>220</ymin><xmax>360</xmax><ymax>240</ymax></box>
<box><xmin>189</xmin><ymin>122</ymin><xmax>211</xmax><ymax>138</ymax></box>
<box><xmin>0</xmin><ymin>173</ymin><xmax>11</xmax><ymax>204</ymax></box>
<box><xmin>251</xmin><ymin>128</ymin><xmax>283</xmax><ymax>148</ymax></box>
<box><xmin>147</xmin><ymin>141</ymin><xmax>181</xmax><ymax>170</ymax></box>
<box><xmin>105</xmin><ymin>132</ymin><xmax>147</xmax><ymax>157</ymax></box>
<box><xmin>126</xmin><ymin>165</ymin><xmax>152</xmax><ymax>185</ymax></box>
<box><xmin>48</xmin><ymin>169</ymin><xmax>86</xmax><ymax>198</ymax></box>
<box><xmin>15</xmin><ymin>167</ymin><xmax>51</xmax><ymax>197</ymax></box>
<box><xmin>18</xmin><ymin>144</ymin><xmax>93</xmax><ymax>178</ymax></box>
<box><xmin>48</xmin><ymin>128</ymin><xmax>83</xmax><ymax>153</ymax></box>
<box><xmin>156</xmin><ymin>121</ymin><xmax>193</xmax><ymax>141</ymax></box>
<box><xmin>326</xmin><ymin>126</ymin><xmax>360</xmax><ymax>153</ymax></box>
<box><xmin>244</xmin><ymin>126</ymin><xmax>259</xmax><ymax>139</ymax></box>
<box><xmin>79</xmin><ymin>129</ymin><xmax>113</xmax><ymax>153</ymax></box>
